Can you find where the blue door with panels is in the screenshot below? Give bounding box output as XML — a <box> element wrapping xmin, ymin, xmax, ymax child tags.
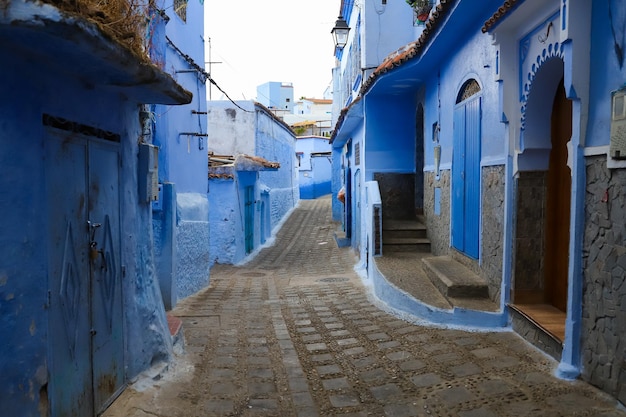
<box><xmin>46</xmin><ymin>125</ymin><xmax>124</xmax><ymax>416</ymax></box>
<box><xmin>452</xmin><ymin>81</ymin><xmax>481</xmax><ymax>259</ymax></box>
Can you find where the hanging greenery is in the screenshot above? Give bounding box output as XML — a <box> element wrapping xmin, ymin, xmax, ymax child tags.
<box><xmin>406</xmin><ymin>0</ymin><xmax>433</xmax><ymax>23</ymax></box>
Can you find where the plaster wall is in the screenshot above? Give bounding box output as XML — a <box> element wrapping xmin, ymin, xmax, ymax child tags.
<box><xmin>365</xmin><ymin>95</ymin><xmax>416</xmax><ymax>177</ymax></box>
<box><xmin>152</xmin><ymin>2</ymin><xmax>210</xmax><ymax>307</ymax></box>
<box><xmin>296</xmin><ymin>137</ymin><xmax>332</xmax><ymax>199</ymax></box>
<box><xmin>208</xmin><ymin>179</ymin><xmax>244</xmax><ymax>265</ymax></box>
<box><xmin>207</xmin><ymin>101</ymin><xmax>256</xmax><ymax>156</ymax></box>
<box><xmin>256</xmin><ymin>110</ymin><xmax>299</xmax><ymax>227</ymax></box>
<box><xmin>175</xmin><ymin>193</ymin><xmax>210</xmax><ymax>299</ymax></box>
<box><xmin>361</xmin><ymin>0</ymin><xmax>417</xmax><ymax>70</ymax></box>
<box><xmin>0</xmin><ymin>54</ymin><xmax>171</xmax><ymax>415</ymax></box>
<box><xmin>423</xmin><ymin>30</ymin><xmax>504</xmax><ymax>171</ymax></box>
<box><xmin>587</xmin><ymin>0</ymin><xmax>626</xmax><ymax>149</ymax></box>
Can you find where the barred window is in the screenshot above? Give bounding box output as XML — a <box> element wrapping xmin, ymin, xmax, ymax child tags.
<box><xmin>456</xmin><ymin>79</ymin><xmax>481</xmax><ymax>103</ymax></box>
<box><xmin>174</xmin><ymin>0</ymin><xmax>187</xmax><ymax>22</ymax></box>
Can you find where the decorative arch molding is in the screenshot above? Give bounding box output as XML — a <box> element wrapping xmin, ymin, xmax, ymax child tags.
<box><xmin>520</xmin><ymin>42</ymin><xmax>565</xmax><ymax>130</ymax></box>
<box><xmin>518</xmin><ymin>11</ymin><xmax>564</xmax><ymax>130</ymax></box>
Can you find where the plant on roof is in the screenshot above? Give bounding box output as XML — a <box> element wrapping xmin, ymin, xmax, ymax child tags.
<box><xmin>406</xmin><ymin>0</ymin><xmax>433</xmax><ymax>23</ymax></box>
<box><xmin>39</xmin><ymin>0</ymin><xmax>149</xmax><ymax>59</ymax></box>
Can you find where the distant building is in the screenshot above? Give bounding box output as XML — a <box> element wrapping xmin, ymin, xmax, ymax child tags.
<box><xmin>207</xmin><ymin>101</ymin><xmax>299</xmax><ymax>265</ymax></box>
<box><xmin>296</xmin><ymin>136</ymin><xmax>332</xmax><ymax>199</ymax></box>
<box><xmin>256</xmin><ymin>81</ymin><xmax>295</xmax><ymax>114</ymax></box>
<box><xmin>286</xmin><ymin>98</ymin><xmax>333</xmax><ymax>137</ymax></box>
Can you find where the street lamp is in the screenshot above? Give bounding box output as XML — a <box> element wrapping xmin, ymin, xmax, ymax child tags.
<box><xmin>331</xmin><ymin>15</ymin><xmax>350</xmax><ymax>49</ymax></box>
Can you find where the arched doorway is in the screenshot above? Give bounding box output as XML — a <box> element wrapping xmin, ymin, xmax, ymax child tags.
<box><xmin>452</xmin><ymin>79</ymin><xmax>482</xmax><ymax>259</ymax></box>
<box><xmin>512</xmin><ymin>58</ymin><xmax>571</xmax><ymax>345</ymax></box>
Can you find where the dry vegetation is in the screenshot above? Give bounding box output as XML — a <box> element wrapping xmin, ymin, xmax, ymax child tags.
<box><xmin>41</xmin><ymin>0</ymin><xmax>150</xmax><ymax>58</ymax></box>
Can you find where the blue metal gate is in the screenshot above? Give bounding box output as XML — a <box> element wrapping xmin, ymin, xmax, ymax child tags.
<box><xmin>47</xmin><ymin>131</ymin><xmax>124</xmax><ymax>416</ymax></box>
<box><xmin>452</xmin><ymin>95</ymin><xmax>481</xmax><ymax>259</ymax></box>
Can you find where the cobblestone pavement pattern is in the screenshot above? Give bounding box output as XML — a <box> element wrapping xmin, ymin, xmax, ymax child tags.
<box><xmin>104</xmin><ymin>196</ymin><xmax>625</xmax><ymax>417</ymax></box>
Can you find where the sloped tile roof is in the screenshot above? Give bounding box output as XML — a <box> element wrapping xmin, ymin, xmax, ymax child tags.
<box><xmin>481</xmin><ymin>0</ymin><xmax>520</xmax><ymax>33</ymax></box>
<box><xmin>331</xmin><ymin>0</ymin><xmax>455</xmax><ymax>143</ymax></box>
<box><xmin>361</xmin><ymin>0</ymin><xmax>455</xmax><ymax>94</ymax></box>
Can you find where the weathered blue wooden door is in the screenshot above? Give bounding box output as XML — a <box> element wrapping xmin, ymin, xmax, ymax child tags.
<box><xmin>452</xmin><ymin>94</ymin><xmax>481</xmax><ymax>259</ymax></box>
<box><xmin>47</xmin><ymin>134</ymin><xmax>93</xmax><ymax>417</ymax></box>
<box><xmin>244</xmin><ymin>186</ymin><xmax>254</xmax><ymax>254</ymax></box>
<box><xmin>89</xmin><ymin>141</ymin><xmax>124</xmax><ymax>413</ymax></box>
<box><xmin>47</xmin><ymin>130</ymin><xmax>124</xmax><ymax>416</ymax></box>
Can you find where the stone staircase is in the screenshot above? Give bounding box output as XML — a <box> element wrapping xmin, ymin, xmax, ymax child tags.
<box><xmin>421</xmin><ymin>256</ymin><xmax>489</xmax><ymax>300</ymax></box>
<box><xmin>382</xmin><ymin>218</ymin><xmax>431</xmax><ymax>253</ymax></box>
<box><xmin>381</xmin><ymin>217</ymin><xmax>495</xmax><ymax>311</ymax></box>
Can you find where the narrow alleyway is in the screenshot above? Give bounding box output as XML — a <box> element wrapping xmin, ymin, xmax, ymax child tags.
<box><xmin>104</xmin><ymin>196</ymin><xmax>624</xmax><ymax>417</ymax></box>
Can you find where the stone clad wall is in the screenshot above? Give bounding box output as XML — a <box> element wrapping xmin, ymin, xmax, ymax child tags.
<box><xmin>513</xmin><ymin>171</ymin><xmax>547</xmax><ymax>298</ymax></box>
<box><xmin>424</xmin><ymin>171</ymin><xmax>451</xmax><ymax>256</ymax></box>
<box><xmin>481</xmin><ymin>165</ymin><xmax>505</xmax><ymax>302</ymax></box>
<box><xmin>581</xmin><ymin>156</ymin><xmax>626</xmax><ymax>404</ymax></box>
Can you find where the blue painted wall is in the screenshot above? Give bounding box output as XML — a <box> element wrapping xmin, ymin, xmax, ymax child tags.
<box><xmin>587</xmin><ymin>0</ymin><xmax>626</xmax><ymax>148</ymax></box>
<box><xmin>209</xmin><ymin>178</ymin><xmax>240</xmax><ymax>265</ymax></box>
<box><xmin>0</xmin><ymin>33</ymin><xmax>177</xmax><ymax>417</ymax></box>
<box><xmin>153</xmin><ymin>0</ymin><xmax>209</xmax><ymax>305</ymax></box>
<box><xmin>296</xmin><ymin>136</ymin><xmax>332</xmax><ymax>199</ymax></box>
<box><xmin>422</xmin><ymin>30</ymin><xmax>504</xmax><ymax>173</ymax></box>
<box><xmin>255</xmin><ymin>108</ymin><xmax>299</xmax><ymax>227</ymax></box>
<box><xmin>365</xmin><ymin>95</ymin><xmax>417</xmax><ymax>179</ymax></box>
<box><xmin>208</xmin><ymin>102</ymin><xmax>298</xmax><ymax>265</ymax></box>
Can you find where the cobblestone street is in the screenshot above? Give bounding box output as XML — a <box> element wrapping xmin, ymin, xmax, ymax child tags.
<box><xmin>104</xmin><ymin>196</ymin><xmax>625</xmax><ymax>417</ymax></box>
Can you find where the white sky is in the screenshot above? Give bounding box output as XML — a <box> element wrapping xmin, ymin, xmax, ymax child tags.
<box><xmin>203</xmin><ymin>0</ymin><xmax>340</xmax><ymax>101</ymax></box>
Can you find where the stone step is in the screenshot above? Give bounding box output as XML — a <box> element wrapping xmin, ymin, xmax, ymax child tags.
<box><xmin>383</xmin><ymin>219</ymin><xmax>428</xmax><ymax>239</ymax></box>
<box><xmin>383</xmin><ymin>237</ymin><xmax>431</xmax><ymax>252</ymax></box>
<box><xmin>421</xmin><ymin>256</ymin><xmax>489</xmax><ymax>299</ymax></box>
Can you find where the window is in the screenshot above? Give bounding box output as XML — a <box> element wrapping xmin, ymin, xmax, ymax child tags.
<box><xmin>174</xmin><ymin>0</ymin><xmax>187</xmax><ymax>22</ymax></box>
<box><xmin>456</xmin><ymin>79</ymin><xmax>481</xmax><ymax>104</ymax></box>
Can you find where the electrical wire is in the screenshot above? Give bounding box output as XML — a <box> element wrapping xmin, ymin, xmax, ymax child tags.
<box><xmin>166</xmin><ymin>36</ymin><xmax>253</xmax><ymax>113</ymax></box>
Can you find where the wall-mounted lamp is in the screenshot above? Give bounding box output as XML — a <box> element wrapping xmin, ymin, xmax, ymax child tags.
<box><xmin>331</xmin><ymin>16</ymin><xmax>350</xmax><ymax>49</ymax></box>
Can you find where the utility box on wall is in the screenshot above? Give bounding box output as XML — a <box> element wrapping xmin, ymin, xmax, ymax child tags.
<box><xmin>609</xmin><ymin>87</ymin><xmax>626</xmax><ymax>160</ymax></box>
<box><xmin>139</xmin><ymin>143</ymin><xmax>159</xmax><ymax>203</ymax></box>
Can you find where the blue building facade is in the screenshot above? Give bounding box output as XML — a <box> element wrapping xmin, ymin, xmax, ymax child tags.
<box><xmin>331</xmin><ymin>0</ymin><xmax>626</xmax><ymax>404</ymax></box>
<box><xmin>0</xmin><ymin>1</ymin><xmax>191</xmax><ymax>415</ymax></box>
<box><xmin>152</xmin><ymin>0</ymin><xmax>209</xmax><ymax>309</ymax></box>
<box><xmin>208</xmin><ymin>101</ymin><xmax>299</xmax><ymax>265</ymax></box>
<box><xmin>296</xmin><ymin>136</ymin><xmax>332</xmax><ymax>199</ymax></box>
<box><xmin>256</xmin><ymin>81</ymin><xmax>295</xmax><ymax>113</ymax></box>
